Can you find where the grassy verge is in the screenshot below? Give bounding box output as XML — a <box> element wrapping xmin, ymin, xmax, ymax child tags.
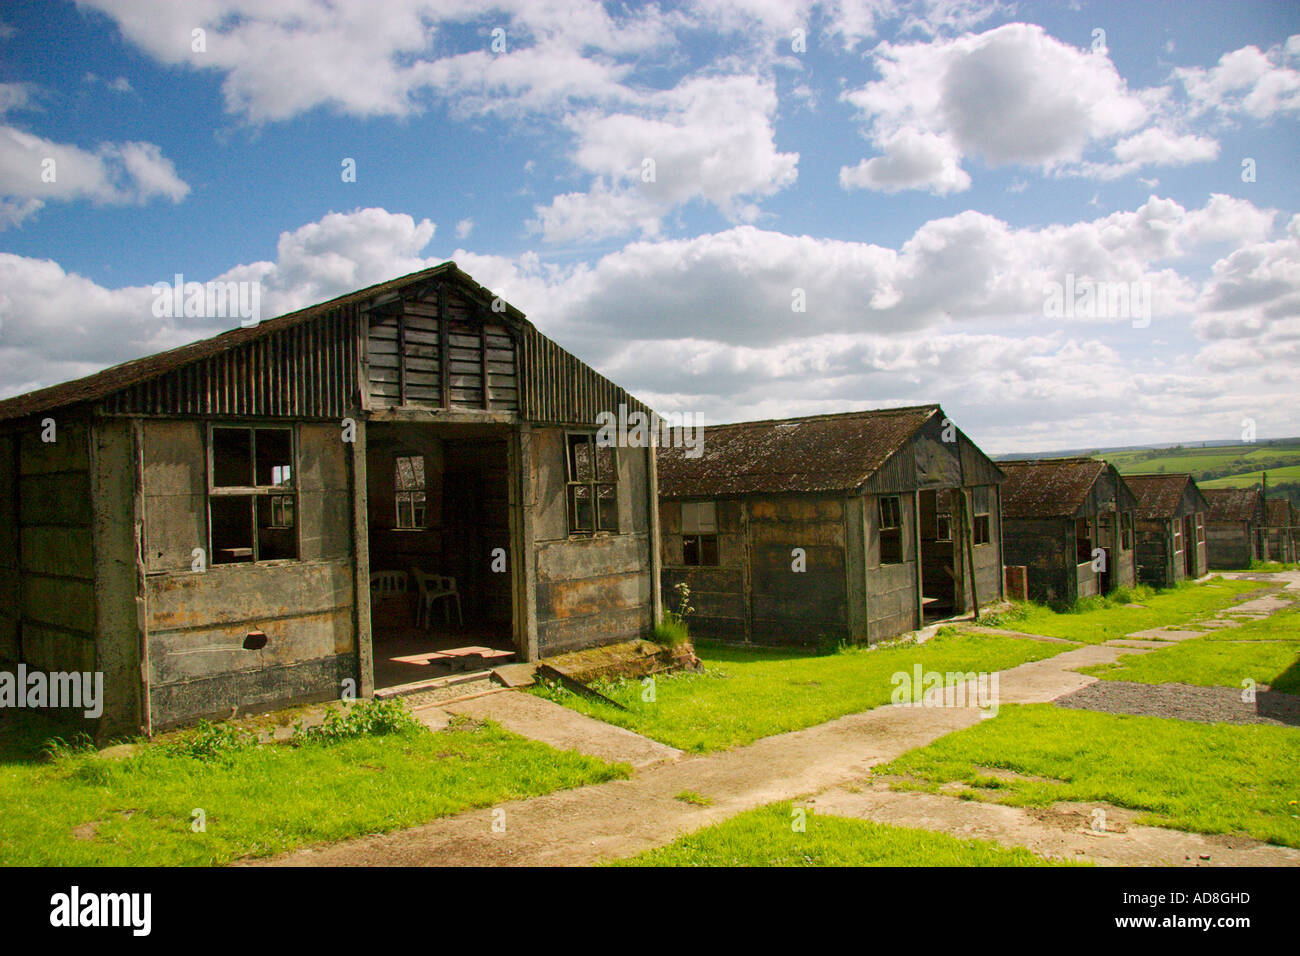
<box><xmin>876</xmin><ymin>703</ymin><xmax>1300</xmax><ymax>848</ymax></box>
<box><xmin>979</xmin><ymin>576</ymin><xmax>1272</xmax><ymax>643</ymax></box>
<box><xmin>0</xmin><ymin>711</ymin><xmax>629</xmax><ymax>866</ymax></box>
<box><xmin>531</xmin><ymin>630</ymin><xmax>1066</xmax><ymax>753</ymax></box>
<box><xmin>613</xmin><ymin>801</ymin><xmax>1073</xmax><ymax>866</ymax></box>
<box><xmin>1077</xmin><ymin>606</ymin><xmax>1300</xmax><ymax>693</ymax></box>
<box><xmin>1249</xmin><ymin>560</ymin><xmax>1300</xmax><ymax>572</ymax></box>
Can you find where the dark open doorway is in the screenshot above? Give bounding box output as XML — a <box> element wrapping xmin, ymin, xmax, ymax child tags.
<box><xmin>918</xmin><ymin>489</ymin><xmax>958</xmax><ymax>620</ymax></box>
<box><xmin>365</xmin><ymin>422</ymin><xmax>517</xmax><ymax>690</ymax></box>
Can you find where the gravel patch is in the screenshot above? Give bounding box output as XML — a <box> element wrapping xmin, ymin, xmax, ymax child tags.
<box><xmin>398</xmin><ymin>679</ymin><xmax>499</xmax><ymax>709</ymax></box>
<box><xmin>1056</xmin><ymin>680</ymin><xmax>1300</xmax><ymax>727</ymax></box>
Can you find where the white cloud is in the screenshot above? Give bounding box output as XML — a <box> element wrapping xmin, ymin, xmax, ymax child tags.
<box><xmin>0</xmin><ymin>126</ymin><xmax>189</xmax><ymax>227</ymax></box>
<box><xmin>1177</xmin><ymin>37</ymin><xmax>1300</xmax><ymax>119</ymax></box>
<box><xmin>0</xmin><ymin>207</ymin><xmax>444</xmax><ymax>394</ymax></box>
<box><xmin>455</xmin><ymin>218</ymin><xmax>474</xmax><ymax>239</ymax></box>
<box><xmin>1112</xmin><ymin>127</ymin><xmax>1220</xmax><ymax>167</ymax></box>
<box><xmin>82</xmin><ymin>0</ymin><xmax>676</xmax><ymax>123</ymax></box>
<box><xmin>3</xmin><ymin>195</ymin><xmax>1295</xmax><ymax>450</ymax></box>
<box><xmin>841</xmin><ymin>23</ymin><xmax>1150</xmax><ymax>192</ymax></box>
<box><xmin>530</xmin><ymin>74</ymin><xmax>798</xmax><ymax>242</ymax></box>
<box><xmin>839</xmin><ymin>128</ymin><xmax>970</xmax><ymax>194</ymax></box>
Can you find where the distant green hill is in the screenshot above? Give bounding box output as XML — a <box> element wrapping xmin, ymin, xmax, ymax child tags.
<box><xmin>997</xmin><ymin>438</ymin><xmax>1300</xmax><ymax>506</ymax></box>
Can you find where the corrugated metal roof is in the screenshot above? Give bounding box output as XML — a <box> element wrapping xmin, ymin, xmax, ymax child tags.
<box><xmin>1126</xmin><ymin>473</ymin><xmax>1199</xmax><ymax>519</ymax></box>
<box><xmin>0</xmin><ymin>261</ymin><xmax>525</xmax><ymax>423</ymax></box>
<box><xmin>999</xmin><ymin>457</ymin><xmax>1108</xmax><ymax>518</ymax></box>
<box><xmin>657</xmin><ymin>405</ymin><xmax>941</xmax><ymax>497</ymax></box>
<box><xmin>1202</xmin><ymin>486</ymin><xmax>1263</xmax><ymax>523</ymax></box>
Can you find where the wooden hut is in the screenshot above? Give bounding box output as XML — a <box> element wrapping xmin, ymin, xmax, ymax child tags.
<box><xmin>1201</xmin><ymin>486</ymin><xmax>1265</xmax><ymax>569</ymax></box>
<box><xmin>0</xmin><ymin>263</ymin><xmax>661</xmax><ymax>735</ymax></box>
<box><xmin>1125</xmin><ymin>474</ymin><xmax>1209</xmax><ymax>587</ymax></box>
<box><xmin>999</xmin><ymin>458</ymin><xmax>1138</xmax><ymax>605</ymax></box>
<box><xmin>1263</xmin><ymin>497</ymin><xmax>1298</xmax><ymax>563</ymax></box>
<box><xmin>657</xmin><ymin>405</ymin><xmax>1005</xmax><ymax>646</ymax></box>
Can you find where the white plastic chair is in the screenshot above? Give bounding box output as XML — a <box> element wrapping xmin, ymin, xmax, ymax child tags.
<box><xmin>412</xmin><ymin>569</ymin><xmax>463</xmax><ymax>629</ymax></box>
<box><xmin>369</xmin><ymin>570</ymin><xmax>408</xmax><ymax>597</ymax></box>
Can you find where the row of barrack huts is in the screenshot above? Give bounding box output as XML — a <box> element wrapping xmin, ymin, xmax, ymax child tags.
<box><xmin>0</xmin><ymin>265</ymin><xmax>1292</xmax><ymax>736</ymax></box>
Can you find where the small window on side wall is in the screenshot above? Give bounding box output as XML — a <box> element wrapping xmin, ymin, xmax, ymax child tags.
<box><xmin>566</xmin><ymin>433</ymin><xmax>618</xmax><ymax>535</ymax></box>
<box><xmin>681</xmin><ymin>500</ymin><xmax>719</xmax><ymax>567</ymax></box>
<box><xmin>972</xmin><ymin>486</ymin><xmax>992</xmax><ymax>546</ymax></box>
<box><xmin>209</xmin><ymin>425</ymin><xmax>297</xmax><ymax>565</ymax></box>
<box><xmin>879</xmin><ymin>495</ymin><xmax>903</xmax><ymax>565</ymax></box>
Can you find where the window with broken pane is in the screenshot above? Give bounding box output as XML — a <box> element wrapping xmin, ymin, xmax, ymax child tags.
<box><xmin>209</xmin><ymin>425</ymin><xmax>298</xmax><ymax>564</ymax></box>
<box><xmin>879</xmin><ymin>495</ymin><xmax>903</xmax><ymax>564</ymax></box>
<box><xmin>566</xmin><ymin>432</ymin><xmax>618</xmax><ymax>534</ymax></box>
<box><xmin>394</xmin><ymin>455</ymin><xmax>426</xmax><ymax>529</ymax></box>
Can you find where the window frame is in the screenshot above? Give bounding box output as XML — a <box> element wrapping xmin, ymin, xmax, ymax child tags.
<box><xmin>681</xmin><ymin>500</ymin><xmax>720</xmax><ymax>567</ymax></box>
<box><xmin>565</xmin><ymin>430</ymin><xmax>619</xmax><ymax>537</ymax></box>
<box><xmin>972</xmin><ymin>487</ymin><xmax>992</xmax><ymax>547</ymax></box>
<box><xmin>878</xmin><ymin>494</ymin><xmax>904</xmax><ymax>565</ymax></box>
<box><xmin>206</xmin><ymin>423</ymin><xmax>300</xmax><ymax>565</ymax></box>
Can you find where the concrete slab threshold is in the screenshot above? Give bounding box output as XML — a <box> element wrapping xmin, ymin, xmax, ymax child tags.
<box><xmin>436</xmin><ymin>691</ymin><xmax>682</xmax><ymax>770</ymax></box>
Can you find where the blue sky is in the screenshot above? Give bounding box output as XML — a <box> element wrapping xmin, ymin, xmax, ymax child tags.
<box><xmin>1</xmin><ymin>0</ymin><xmax>1298</xmax><ymax>453</ymax></box>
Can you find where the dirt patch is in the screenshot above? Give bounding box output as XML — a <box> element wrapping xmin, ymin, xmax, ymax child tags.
<box><xmin>811</xmin><ymin>781</ymin><xmax>1300</xmax><ymax>867</ymax></box>
<box><xmin>1056</xmin><ymin>680</ymin><xmax>1300</xmax><ymax>727</ymax></box>
<box><xmin>71</xmin><ymin>821</ymin><xmax>102</xmax><ymax>841</ymax></box>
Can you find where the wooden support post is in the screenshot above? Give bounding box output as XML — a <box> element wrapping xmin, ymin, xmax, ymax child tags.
<box><xmin>437</xmin><ymin>283</ymin><xmax>450</xmax><ymax>410</ymax></box>
<box><xmin>132</xmin><ymin>419</ymin><xmax>151</xmax><ymax>736</ymax></box>
<box><xmin>962</xmin><ymin>488</ymin><xmax>980</xmax><ymax>621</ymax></box>
<box><xmin>912</xmin><ymin>489</ymin><xmax>923</xmax><ymax>630</ymax></box>
<box><xmin>994</xmin><ymin>484</ymin><xmax>1006</xmax><ymax>601</ymax></box>
<box><xmin>349</xmin><ymin>418</ymin><xmax>374</xmax><ymax>698</ymax></box>
<box><xmin>647</xmin><ymin>442</ymin><xmax>663</xmax><ymax>628</ymax></box>
<box><xmin>515</xmin><ymin>424</ymin><xmax>539</xmax><ymax>661</ymax></box>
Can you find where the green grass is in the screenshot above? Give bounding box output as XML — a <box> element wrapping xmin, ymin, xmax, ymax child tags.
<box><xmin>1078</xmin><ymin>606</ymin><xmax>1300</xmax><ymax>693</ymax></box>
<box><xmin>878</xmin><ymin>704</ymin><xmax>1300</xmax><ymax>848</ymax></box>
<box><xmin>613</xmin><ymin>801</ymin><xmax>1073</xmax><ymax>866</ymax></box>
<box><xmin>1097</xmin><ymin>440</ymin><xmax>1300</xmax><ymax>484</ymax></box>
<box><xmin>530</xmin><ymin>630</ymin><xmax>1066</xmax><ymax>753</ymax></box>
<box><xmin>0</xmin><ymin>714</ymin><xmax>629</xmax><ymax>866</ymax></box>
<box><xmin>674</xmin><ymin>790</ymin><xmax>713</xmax><ymax>807</ymax></box>
<box><xmin>1200</xmin><ymin>465</ymin><xmax>1300</xmax><ymax>488</ymax></box>
<box><xmin>1249</xmin><ymin>560</ymin><xmax>1300</xmax><ymax>572</ymax></box>
<box><xmin>985</xmin><ymin>577</ymin><xmax>1271</xmax><ymax>644</ymax></box>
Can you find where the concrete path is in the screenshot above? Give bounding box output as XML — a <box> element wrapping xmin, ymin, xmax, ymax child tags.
<box><xmin>437</xmin><ymin>691</ymin><xmax>682</xmax><ymax>770</ymax></box>
<box><xmin>253</xmin><ymin>640</ymin><xmax>1147</xmax><ymax>868</ymax></box>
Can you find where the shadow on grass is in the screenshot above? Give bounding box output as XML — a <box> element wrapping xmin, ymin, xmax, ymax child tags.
<box><xmin>0</xmin><ymin>710</ymin><xmax>93</xmax><ymax>765</ymax></box>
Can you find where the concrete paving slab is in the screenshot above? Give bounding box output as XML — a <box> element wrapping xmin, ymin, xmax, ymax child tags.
<box><xmin>441</xmin><ymin>690</ymin><xmax>682</xmax><ymax>770</ymax></box>
<box><xmin>1125</xmin><ymin>628</ymin><xmax>1209</xmax><ymax>642</ymax></box>
<box><xmin>415</xmin><ymin>708</ymin><xmax>451</xmax><ymax>733</ymax></box>
<box><xmin>492</xmin><ymin>662</ymin><xmax>539</xmax><ymax>688</ymax></box>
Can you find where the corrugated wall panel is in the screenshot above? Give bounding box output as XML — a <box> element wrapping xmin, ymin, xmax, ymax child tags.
<box><xmin>520</xmin><ymin>324</ymin><xmax>653</xmax><ymax>427</ymax></box>
<box><xmin>99</xmin><ymin>306</ymin><xmax>360</xmax><ymax>419</ymax></box>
